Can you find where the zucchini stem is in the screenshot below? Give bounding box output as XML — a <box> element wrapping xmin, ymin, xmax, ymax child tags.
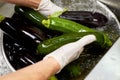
<box><xmin>42</xmin><ymin>19</ymin><xmax>50</xmax><ymax>28</ymax></box>
<box><xmin>0</xmin><ymin>15</ymin><xmax>5</xmax><ymax>22</ymax></box>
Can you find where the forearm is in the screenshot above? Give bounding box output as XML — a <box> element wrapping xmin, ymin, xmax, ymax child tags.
<box><xmin>1</xmin><ymin>0</ymin><xmax>41</xmax><ymax>8</ymax></box>
<box><xmin>0</xmin><ymin>57</ymin><xmax>60</xmax><ymax>80</ymax></box>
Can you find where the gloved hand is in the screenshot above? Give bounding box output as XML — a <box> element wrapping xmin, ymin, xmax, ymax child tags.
<box><xmin>36</xmin><ymin>0</ymin><xmax>63</xmax><ymax>16</ymax></box>
<box><xmin>43</xmin><ymin>35</ymin><xmax>96</xmax><ymax>73</ymax></box>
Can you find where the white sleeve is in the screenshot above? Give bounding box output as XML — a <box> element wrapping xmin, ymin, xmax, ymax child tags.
<box><xmin>36</xmin><ymin>0</ymin><xmax>63</xmax><ymax>16</ymax></box>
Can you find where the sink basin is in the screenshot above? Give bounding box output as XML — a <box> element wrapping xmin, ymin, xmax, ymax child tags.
<box><xmin>0</xmin><ymin>1</ymin><xmax>120</xmax><ymax>80</ymax></box>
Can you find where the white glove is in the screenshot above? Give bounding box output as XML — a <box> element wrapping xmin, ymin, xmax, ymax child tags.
<box><xmin>43</xmin><ymin>35</ymin><xmax>96</xmax><ymax>73</ymax></box>
<box><xmin>36</xmin><ymin>0</ymin><xmax>63</xmax><ymax>16</ymax></box>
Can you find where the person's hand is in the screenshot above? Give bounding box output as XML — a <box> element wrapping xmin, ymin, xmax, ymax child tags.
<box><xmin>36</xmin><ymin>0</ymin><xmax>63</xmax><ymax>16</ymax></box>
<box><xmin>43</xmin><ymin>34</ymin><xmax>96</xmax><ymax>73</ymax></box>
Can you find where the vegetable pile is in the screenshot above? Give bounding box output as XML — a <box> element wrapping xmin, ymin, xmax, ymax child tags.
<box><xmin>0</xmin><ymin>6</ymin><xmax>112</xmax><ymax>80</ymax></box>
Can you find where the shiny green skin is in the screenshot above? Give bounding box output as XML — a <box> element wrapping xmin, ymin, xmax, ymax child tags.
<box><xmin>42</xmin><ymin>17</ymin><xmax>97</xmax><ymax>33</ymax></box>
<box><xmin>15</xmin><ymin>6</ymin><xmax>47</xmax><ymax>29</ymax></box>
<box><xmin>49</xmin><ymin>76</ymin><xmax>58</xmax><ymax>80</ymax></box>
<box><xmin>37</xmin><ymin>32</ymin><xmax>112</xmax><ymax>55</ymax></box>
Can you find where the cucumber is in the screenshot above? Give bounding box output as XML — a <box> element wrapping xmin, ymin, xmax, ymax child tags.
<box><xmin>14</xmin><ymin>6</ymin><xmax>47</xmax><ymax>30</ymax></box>
<box><xmin>37</xmin><ymin>32</ymin><xmax>112</xmax><ymax>55</ymax></box>
<box><xmin>42</xmin><ymin>17</ymin><xmax>97</xmax><ymax>33</ymax></box>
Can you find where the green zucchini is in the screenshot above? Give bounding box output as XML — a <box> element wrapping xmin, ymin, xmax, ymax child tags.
<box><xmin>42</xmin><ymin>17</ymin><xmax>97</xmax><ymax>33</ymax></box>
<box><xmin>49</xmin><ymin>76</ymin><xmax>58</xmax><ymax>80</ymax></box>
<box><xmin>37</xmin><ymin>32</ymin><xmax>112</xmax><ymax>55</ymax></box>
<box><xmin>14</xmin><ymin>6</ymin><xmax>47</xmax><ymax>30</ymax></box>
<box><xmin>64</xmin><ymin>62</ymin><xmax>82</xmax><ymax>77</ymax></box>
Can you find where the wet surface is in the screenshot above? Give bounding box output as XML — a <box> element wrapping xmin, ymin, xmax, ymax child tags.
<box><xmin>3</xmin><ymin>33</ymin><xmax>106</xmax><ymax>79</ymax></box>
<box><xmin>1</xmin><ymin>0</ymin><xmax>120</xmax><ymax>79</ymax></box>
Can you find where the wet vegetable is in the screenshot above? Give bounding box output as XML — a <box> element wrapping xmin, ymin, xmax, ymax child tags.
<box><xmin>64</xmin><ymin>62</ymin><xmax>82</xmax><ymax>77</ymax></box>
<box><xmin>37</xmin><ymin>32</ymin><xmax>112</xmax><ymax>55</ymax></box>
<box><xmin>42</xmin><ymin>17</ymin><xmax>98</xmax><ymax>33</ymax></box>
<box><xmin>14</xmin><ymin>6</ymin><xmax>62</xmax><ymax>38</ymax></box>
<box><xmin>59</xmin><ymin>11</ymin><xmax>108</xmax><ymax>28</ymax></box>
<box><xmin>0</xmin><ymin>15</ymin><xmax>47</xmax><ymax>51</ymax></box>
<box><xmin>1</xmin><ymin>5</ymin><xmax>112</xmax><ymax>80</ymax></box>
<box><xmin>3</xmin><ymin>34</ymin><xmax>57</xmax><ymax>80</ymax></box>
<box><xmin>14</xmin><ymin>6</ymin><xmax>48</xmax><ymax>31</ymax></box>
<box><xmin>3</xmin><ymin>34</ymin><xmax>40</xmax><ymax>69</ymax></box>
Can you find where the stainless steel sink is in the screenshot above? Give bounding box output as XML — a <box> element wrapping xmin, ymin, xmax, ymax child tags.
<box><xmin>85</xmin><ymin>1</ymin><xmax>120</xmax><ymax>80</ymax></box>
<box><xmin>0</xmin><ymin>3</ymin><xmax>15</xmax><ymax>75</ymax></box>
<box><xmin>0</xmin><ymin>0</ymin><xmax>120</xmax><ymax>80</ymax></box>
<box><xmin>99</xmin><ymin>0</ymin><xmax>120</xmax><ymax>21</ymax></box>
